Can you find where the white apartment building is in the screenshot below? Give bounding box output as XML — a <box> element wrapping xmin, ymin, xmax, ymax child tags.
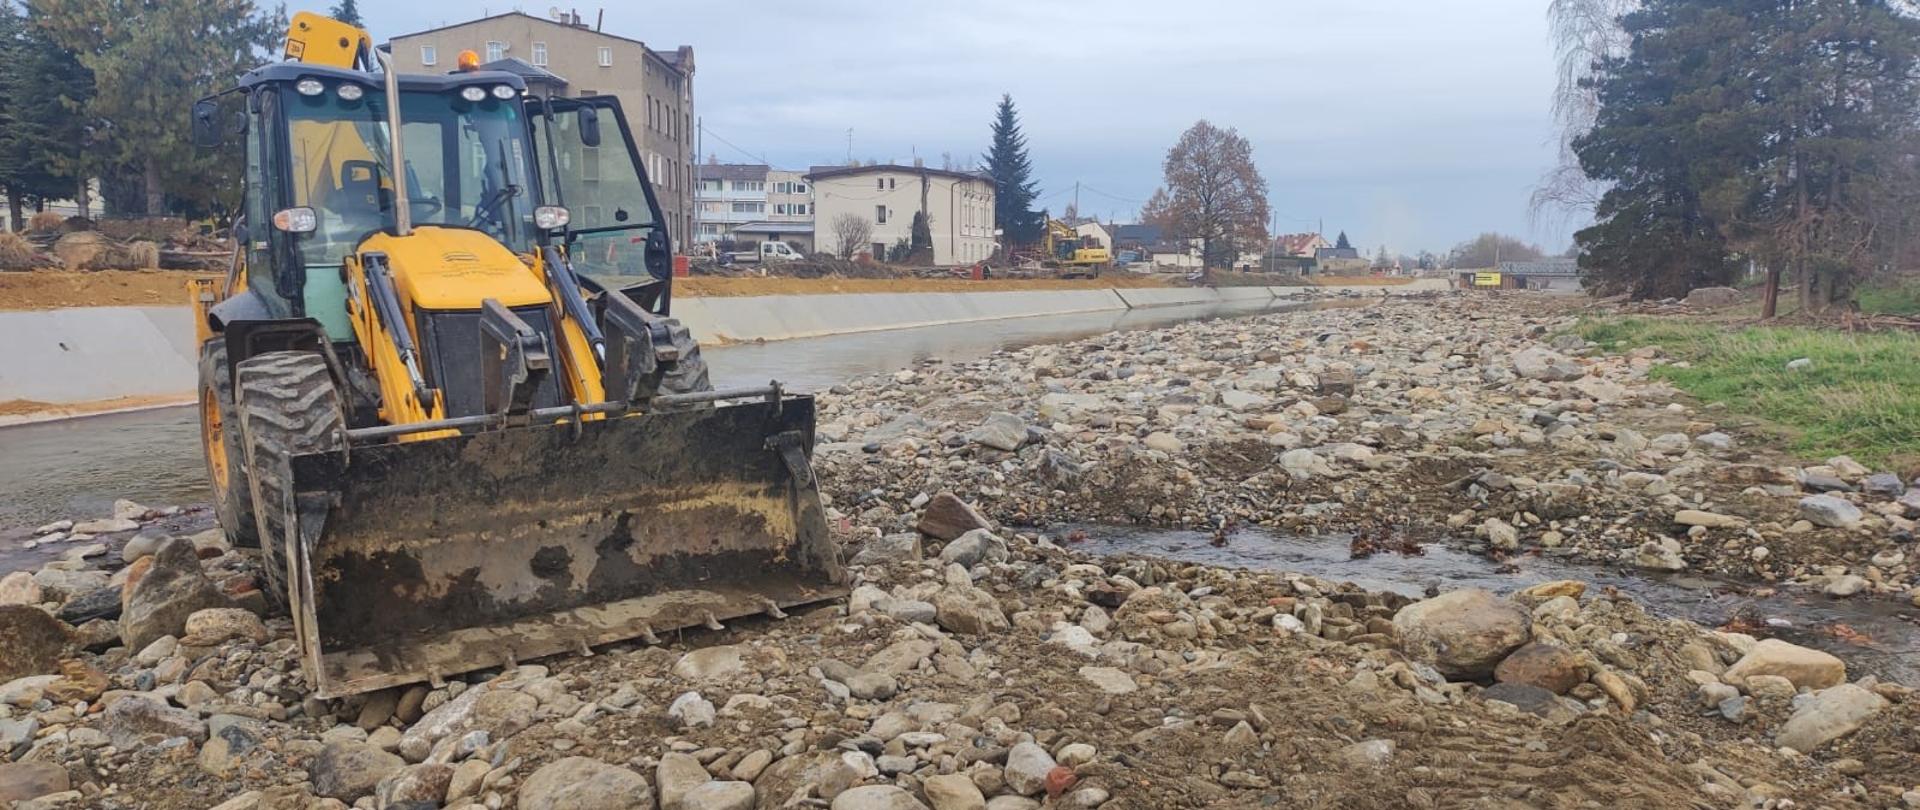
<box><xmin>805</xmin><ymin>164</ymin><xmax>995</xmax><ymax>266</ymax></box>
<box><xmin>694</xmin><ymin>164</ymin><xmax>815</xmax><ymax>252</ymax></box>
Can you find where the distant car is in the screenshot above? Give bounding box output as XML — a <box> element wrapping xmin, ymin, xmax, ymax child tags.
<box><xmin>719</xmin><ymin>241</ymin><xmax>803</xmax><ymax>265</ymax></box>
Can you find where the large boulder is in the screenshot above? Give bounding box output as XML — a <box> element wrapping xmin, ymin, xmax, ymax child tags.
<box><xmin>932</xmin><ymin>584</ymin><xmax>1009</xmax><ymax>636</ymax></box>
<box><xmin>1002</xmin><ymin>742</ymin><xmax>1058</xmax><ymax>796</ymax></box>
<box><xmin>395</xmin><ymin>685</ymin><xmax>537</xmax><ymax>761</ymax></box>
<box><xmin>672</xmin><ymin>645</ymin><xmax>747</xmax><ymax>683</ymax></box>
<box><xmin>519</xmin><ymin>756</ymin><xmax>654</xmax><ymax>810</ymax></box>
<box><xmin>656</xmin><ymin>751</ymin><xmax>711</xmax><ymax>809</ymax></box>
<box><xmin>310</xmin><ymin>741</ymin><xmax>405</xmax><ymax>801</ymax></box>
<box><xmin>0</xmin><ymin>761</ymin><xmax>70</xmax><ymax>804</ymax></box>
<box><xmin>965</xmin><ymin>412</ymin><xmax>1028</xmax><ymax>452</ymax></box>
<box><xmin>1510</xmin><ymin>347</ymin><xmax>1585</xmax><ymax>382</ymax></box>
<box><xmin>1722</xmin><ymin>639</ymin><xmax>1845</xmax><ymax>690</ymax></box>
<box><xmin>119</xmin><ymin>537</ymin><xmax>230</xmax><ymax>651</ymax></box>
<box><xmin>102</xmin><ymin>696</ymin><xmax>208</xmax><ymax>749</ymax></box>
<box><xmin>1798</xmin><ymin>495</ymin><xmax>1862</xmax><ymax>529</ymax></box>
<box><xmin>1684</xmin><ymin>286</ymin><xmax>1744</xmax><ymax>308</ymax></box>
<box><xmin>915</xmin><ymin>493</ymin><xmax>992</xmax><ymax>541</ymax></box>
<box><xmin>0</xmin><ymin>604</ymin><xmax>73</xmax><ymax>682</ymax></box>
<box><xmin>0</xmin><ymin>572</ymin><xmax>43</xmax><ymax>606</ymax></box>
<box><xmin>1776</xmin><ymin>684</ymin><xmax>1888</xmax><ymax>753</ymax></box>
<box><xmin>181</xmin><ymin>607</ymin><xmax>269</xmax><ymax>646</ymax></box>
<box><xmin>921</xmin><ymin>774</ymin><xmax>987</xmax><ymax>810</ymax></box>
<box><xmin>1392</xmin><ymin>589</ymin><xmax>1531</xmax><ymax>680</ymax></box>
<box><xmin>1493</xmin><ymin>641</ymin><xmax>1585</xmax><ymax>694</ymax></box>
<box><xmin>937</xmin><ymin>529</ymin><xmax>1008</xmax><ymax>568</ymax></box>
<box><xmin>830</xmin><ymin>785</ymin><xmax>930</xmax><ymax>810</ymax></box>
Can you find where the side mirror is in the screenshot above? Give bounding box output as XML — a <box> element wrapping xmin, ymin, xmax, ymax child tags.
<box><xmin>578</xmin><ymin>106</ymin><xmax>602</xmax><ymax>148</ymax></box>
<box><xmin>644</xmin><ymin>228</ymin><xmax>670</xmax><ymax>280</ymax></box>
<box><xmin>191</xmin><ymin>99</ymin><xmax>222</xmax><ymax>147</ymax></box>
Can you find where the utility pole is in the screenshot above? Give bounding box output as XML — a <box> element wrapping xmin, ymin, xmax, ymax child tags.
<box><xmin>846</xmin><ymin>129</ymin><xmax>853</xmax><ymax>165</ymax></box>
<box><xmin>694</xmin><ymin>117</ymin><xmax>703</xmax><ymax>244</ymax></box>
<box><xmin>1073</xmin><ymin>181</ymin><xmax>1080</xmax><ymax>217</ymax></box>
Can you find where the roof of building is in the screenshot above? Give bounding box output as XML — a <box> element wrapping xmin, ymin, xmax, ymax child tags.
<box><xmin>478</xmin><ymin>57</ymin><xmax>568</xmax><ymax>87</ymax></box>
<box><xmin>1111</xmin><ymin>223</ymin><xmax>1164</xmax><ymax>244</ymax></box>
<box><xmin>697</xmin><ymin>163</ymin><xmax>770</xmax><ymax>182</ymax></box>
<box><xmin>733</xmin><ymin>221</ymin><xmax>814</xmax><ymax>235</ymax></box>
<box><xmin>385</xmin><ymin>11</ymin><xmax>692</xmax><ymax>76</ymax></box>
<box><xmin>1274</xmin><ymin>233</ymin><xmax>1327</xmax><ymax>256</ymax></box>
<box><xmin>804</xmin><ymin>164</ymin><xmax>989</xmax><ymax>183</ymax></box>
<box><xmin>1499</xmin><ymin>258</ymin><xmax>1580</xmax><ymax>276</ymax></box>
<box><xmin>1316</xmin><ymin>247</ymin><xmax>1362</xmax><ymax>259</ymax></box>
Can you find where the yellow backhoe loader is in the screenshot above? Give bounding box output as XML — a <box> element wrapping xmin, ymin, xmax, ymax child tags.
<box><xmin>1041</xmin><ymin>216</ymin><xmax>1112</xmax><ymax>279</ymax></box>
<box><xmin>188</xmin><ymin>12</ymin><xmax>844</xmax><ymax>698</ymax></box>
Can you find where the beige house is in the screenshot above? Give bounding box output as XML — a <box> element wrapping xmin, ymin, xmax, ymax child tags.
<box><xmin>1073</xmin><ymin>221</ymin><xmax>1113</xmax><ymax>250</ymax></box>
<box><xmin>806</xmin><ymin>164</ymin><xmax>995</xmax><ymax>266</ymax></box>
<box><xmin>386</xmin><ymin>11</ymin><xmax>697</xmax><ymax>248</ymax></box>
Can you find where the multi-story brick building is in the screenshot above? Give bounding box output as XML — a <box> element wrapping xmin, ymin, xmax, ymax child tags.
<box><xmin>386</xmin><ymin>11</ymin><xmax>696</xmax><ymax>248</ymax></box>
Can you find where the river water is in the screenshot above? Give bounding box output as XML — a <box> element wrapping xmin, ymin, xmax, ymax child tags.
<box><xmin>1057</xmin><ymin>523</ymin><xmax>1920</xmax><ymax>683</ymax></box>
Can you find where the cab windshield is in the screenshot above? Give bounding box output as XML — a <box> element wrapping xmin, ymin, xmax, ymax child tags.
<box><xmin>284</xmin><ymin>86</ymin><xmax>534</xmax><ymax>265</ymax></box>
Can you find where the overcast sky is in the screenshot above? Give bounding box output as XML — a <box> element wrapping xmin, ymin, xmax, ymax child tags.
<box><xmin>362</xmin><ymin>1</ymin><xmax>1576</xmax><ymax>254</ymax></box>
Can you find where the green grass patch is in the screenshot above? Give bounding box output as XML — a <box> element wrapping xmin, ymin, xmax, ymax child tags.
<box><xmin>1572</xmin><ymin>316</ymin><xmax>1920</xmax><ymax>469</ymax></box>
<box><xmin>1858</xmin><ymin>277</ymin><xmax>1920</xmax><ymax>316</ymax></box>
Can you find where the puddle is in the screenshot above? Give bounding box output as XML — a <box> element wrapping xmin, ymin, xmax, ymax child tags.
<box><xmin>1052</xmin><ymin>523</ymin><xmax>1920</xmax><ymax>684</ymax></box>
<box><xmin>0</xmin><ymin>298</ymin><xmax>1349</xmax><ymax>534</ymax></box>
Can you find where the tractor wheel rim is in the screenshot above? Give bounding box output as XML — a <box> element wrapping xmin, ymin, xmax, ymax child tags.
<box><xmin>202</xmin><ymin>387</ymin><xmax>230</xmax><ymax>490</ymax></box>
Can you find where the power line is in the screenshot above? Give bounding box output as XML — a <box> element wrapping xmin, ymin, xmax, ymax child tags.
<box><xmin>1077</xmin><ymin>184</ymin><xmax>1144</xmax><ymax>205</ymax></box>
<box><xmin>698</xmin><ymin>124</ymin><xmax>773</xmax><ymax>166</ymax></box>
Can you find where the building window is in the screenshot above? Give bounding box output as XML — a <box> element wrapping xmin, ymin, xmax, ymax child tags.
<box><xmin>598</xmin><ymin>46</ymin><xmax>612</xmax><ymax>67</ymax></box>
<box><xmin>420</xmin><ymin>45</ymin><xmax>437</xmax><ymax>66</ymax></box>
<box><xmin>875</xmin><ymin>206</ymin><xmax>889</xmax><ymax>224</ymax></box>
<box><xmin>732</xmin><ymin>202</ymin><xmax>763</xmax><ymax>214</ymax></box>
<box><xmin>875</xmin><ymin>178</ymin><xmax>884</xmax><ymax>190</ymax></box>
<box><xmin>796</xmin><ymin>203</ymin><xmax>808</xmax><ymax>215</ymax></box>
<box><xmin>732</xmin><ymin>180</ymin><xmax>763</xmax><ymax>192</ymax></box>
<box><xmin>531</xmin><ymin>42</ymin><xmax>547</xmax><ymax>67</ymax></box>
<box><xmin>485</xmin><ymin>41</ymin><xmax>505</xmax><ymax>62</ymax></box>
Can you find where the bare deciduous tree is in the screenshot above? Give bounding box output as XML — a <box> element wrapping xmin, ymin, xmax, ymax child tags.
<box><xmin>831</xmin><ymin>213</ymin><xmax>874</xmax><ymax>260</ymax></box>
<box><xmin>1161</xmin><ymin>121</ymin><xmax>1270</xmax><ymax>268</ymax></box>
<box><xmin>1529</xmin><ymin>0</ymin><xmax>1639</xmax><ymax>228</ymax></box>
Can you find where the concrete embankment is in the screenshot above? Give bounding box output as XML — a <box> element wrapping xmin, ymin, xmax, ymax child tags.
<box><xmin>0</xmin><ymin>279</ymin><xmax>1447</xmax><ymax>416</ymax></box>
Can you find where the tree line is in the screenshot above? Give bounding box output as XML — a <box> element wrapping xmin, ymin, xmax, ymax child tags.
<box><xmin>0</xmin><ymin>0</ymin><xmax>282</xmax><ymax>230</ymax></box>
<box><xmin>1566</xmin><ymin>0</ymin><xmax>1920</xmax><ymax>313</ymax></box>
<box><xmin>983</xmin><ymin>96</ymin><xmax>1274</xmax><ymax>269</ymax></box>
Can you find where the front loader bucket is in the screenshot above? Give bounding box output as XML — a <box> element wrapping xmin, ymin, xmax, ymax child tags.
<box><xmin>280</xmin><ymin>395</ymin><xmax>844</xmax><ymax>698</ymax></box>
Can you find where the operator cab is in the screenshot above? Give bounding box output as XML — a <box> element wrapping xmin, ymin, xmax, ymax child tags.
<box><xmin>194</xmin><ymin>62</ymin><xmax>672</xmax><ymax>342</ymax></box>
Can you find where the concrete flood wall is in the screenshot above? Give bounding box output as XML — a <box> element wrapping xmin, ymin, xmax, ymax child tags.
<box><xmin>678</xmin><ymin>288</ymin><xmax>1129</xmax><ymax>344</ymax></box>
<box><xmin>0</xmin><ymin>306</ymin><xmax>199</xmax><ymax>403</ymax></box>
<box><xmin>0</xmin><ymin>278</ymin><xmax>1450</xmax><ymax>409</ymax></box>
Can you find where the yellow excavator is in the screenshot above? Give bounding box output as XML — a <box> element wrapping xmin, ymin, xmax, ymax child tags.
<box><xmin>1041</xmin><ymin>215</ymin><xmax>1111</xmax><ymax>279</ymax></box>
<box><xmin>188</xmin><ymin>12</ymin><xmax>843</xmax><ymax>698</ymax></box>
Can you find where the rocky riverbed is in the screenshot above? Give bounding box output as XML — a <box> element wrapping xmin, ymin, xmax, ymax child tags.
<box><xmin>814</xmin><ymin>294</ymin><xmax>1918</xmax><ymax>604</ymax></box>
<box><xmin>0</xmin><ymin>293</ymin><xmax>1916</xmax><ymax>809</ymax></box>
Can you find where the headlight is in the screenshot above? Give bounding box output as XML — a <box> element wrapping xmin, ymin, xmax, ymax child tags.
<box><xmin>460</xmin><ymin>86</ymin><xmax>487</xmax><ymax>102</ymax></box>
<box><xmin>272</xmin><ymin>207</ymin><xmax>318</xmax><ymax>234</ymax></box>
<box><xmin>492</xmin><ymin>85</ymin><xmax>516</xmax><ymax>100</ymax></box>
<box><xmin>295</xmin><ymin>78</ymin><xmax>325</xmax><ymax>97</ymax></box>
<box><xmin>534</xmin><ymin>206</ymin><xmax>571</xmax><ymax>230</ymax></box>
<box><xmin>336</xmin><ymin>83</ymin><xmax>364</xmax><ymax>101</ymax></box>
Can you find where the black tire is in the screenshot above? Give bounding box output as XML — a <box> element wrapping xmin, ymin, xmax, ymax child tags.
<box><xmin>198</xmin><ymin>338</ymin><xmax>259</xmax><ymax>549</ymax></box>
<box><xmin>658</xmin><ymin>320</ymin><xmax>714</xmax><ymax>400</ymax></box>
<box><xmin>236</xmin><ymin>351</ymin><xmax>347</xmax><ymax>609</ymax></box>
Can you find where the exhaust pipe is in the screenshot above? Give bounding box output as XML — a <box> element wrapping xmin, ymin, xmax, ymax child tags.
<box><xmin>373</xmin><ymin>49</ymin><xmax>411</xmax><ymax>236</ymax></box>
